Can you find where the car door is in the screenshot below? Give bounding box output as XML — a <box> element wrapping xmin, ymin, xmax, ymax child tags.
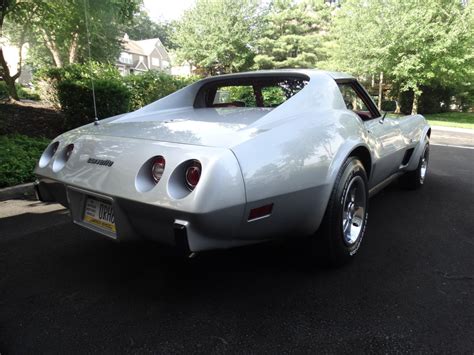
<box><xmin>337</xmin><ymin>81</ymin><xmax>406</xmax><ymax>186</ymax></box>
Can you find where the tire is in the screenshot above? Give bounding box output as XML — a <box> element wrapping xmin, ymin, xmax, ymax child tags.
<box><xmin>312</xmin><ymin>156</ymin><xmax>369</xmax><ymax>267</ymax></box>
<box><xmin>399</xmin><ymin>141</ymin><xmax>430</xmax><ymax>190</ymax></box>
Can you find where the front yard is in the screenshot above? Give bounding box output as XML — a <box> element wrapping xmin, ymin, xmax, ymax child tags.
<box><xmin>424</xmin><ymin>112</ymin><xmax>474</xmax><ymax>129</ymax></box>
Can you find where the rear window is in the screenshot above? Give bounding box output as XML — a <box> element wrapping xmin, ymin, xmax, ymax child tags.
<box><xmin>195</xmin><ymin>76</ymin><xmax>309</xmax><ymax>108</ymax></box>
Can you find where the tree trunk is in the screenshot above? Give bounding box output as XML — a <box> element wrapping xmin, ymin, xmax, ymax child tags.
<box><xmin>395</xmin><ymin>100</ymin><xmax>401</xmax><ymax>114</ymax></box>
<box><xmin>377</xmin><ymin>71</ymin><xmax>383</xmax><ymax>110</ymax></box>
<box><xmin>68</xmin><ymin>32</ymin><xmax>79</xmax><ymax>64</ymax></box>
<box><xmin>0</xmin><ymin>2</ymin><xmax>19</xmax><ymax>100</ymax></box>
<box><xmin>41</xmin><ymin>30</ymin><xmax>63</xmax><ymax>67</ymax></box>
<box><xmin>2</xmin><ymin>75</ymin><xmax>19</xmax><ymax>101</ymax></box>
<box><xmin>0</xmin><ymin>48</ymin><xmax>20</xmax><ymax>101</ymax></box>
<box><xmin>411</xmin><ymin>91</ymin><xmax>419</xmax><ymax>115</ymax></box>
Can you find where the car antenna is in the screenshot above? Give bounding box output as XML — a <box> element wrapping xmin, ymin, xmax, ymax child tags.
<box><xmin>83</xmin><ymin>0</ymin><xmax>99</xmax><ymax>126</ymax></box>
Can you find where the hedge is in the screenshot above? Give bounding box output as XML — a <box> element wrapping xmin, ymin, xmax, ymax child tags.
<box><xmin>124</xmin><ymin>71</ymin><xmax>194</xmax><ymax>111</ymax></box>
<box><xmin>37</xmin><ymin>63</ymin><xmax>199</xmax><ymax>129</ymax></box>
<box><xmin>35</xmin><ymin>62</ymin><xmax>122</xmax><ymax>108</ymax></box>
<box><xmin>0</xmin><ymin>135</ymin><xmax>50</xmax><ymax>188</ymax></box>
<box><xmin>57</xmin><ymin>79</ymin><xmax>130</xmax><ymax>130</ymax></box>
<box><xmin>381</xmin><ymin>100</ymin><xmax>397</xmax><ymax>112</ymax></box>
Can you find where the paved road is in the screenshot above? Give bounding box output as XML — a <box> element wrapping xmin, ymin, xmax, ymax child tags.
<box><xmin>1</xmin><ymin>145</ymin><xmax>473</xmax><ymax>353</ymax></box>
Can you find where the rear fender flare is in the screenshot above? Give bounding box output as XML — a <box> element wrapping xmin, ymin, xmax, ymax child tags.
<box><xmin>406</xmin><ymin>125</ymin><xmax>431</xmax><ymax>171</ymax></box>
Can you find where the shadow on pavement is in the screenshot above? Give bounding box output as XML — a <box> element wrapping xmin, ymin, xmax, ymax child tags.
<box><xmin>0</xmin><ymin>145</ymin><xmax>473</xmax><ymax>353</ymax></box>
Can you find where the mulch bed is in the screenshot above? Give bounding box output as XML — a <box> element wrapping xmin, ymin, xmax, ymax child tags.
<box><xmin>0</xmin><ymin>100</ymin><xmax>65</xmax><ymax>139</ymax></box>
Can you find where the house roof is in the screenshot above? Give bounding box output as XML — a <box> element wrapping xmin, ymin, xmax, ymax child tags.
<box><xmin>134</xmin><ymin>38</ymin><xmax>162</xmax><ymax>55</ymax></box>
<box><xmin>123</xmin><ymin>39</ymin><xmax>147</xmax><ymax>55</ymax></box>
<box><xmin>122</xmin><ymin>36</ymin><xmax>165</xmax><ymax>56</ymax></box>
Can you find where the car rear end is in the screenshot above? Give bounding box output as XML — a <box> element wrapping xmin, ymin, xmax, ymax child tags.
<box><xmin>34</xmin><ymin>133</ymin><xmax>247</xmax><ymax>252</ymax></box>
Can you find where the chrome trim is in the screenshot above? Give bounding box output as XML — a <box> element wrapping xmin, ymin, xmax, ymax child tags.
<box><xmin>368</xmin><ymin>172</ymin><xmax>403</xmax><ymax>197</ymax></box>
<box><xmin>342</xmin><ymin>176</ymin><xmax>366</xmax><ymax>245</ymax></box>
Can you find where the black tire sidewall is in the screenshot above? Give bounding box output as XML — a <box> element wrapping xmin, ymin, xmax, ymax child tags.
<box><xmin>320</xmin><ymin>157</ymin><xmax>369</xmax><ymax>263</ymax></box>
<box><xmin>400</xmin><ymin>141</ymin><xmax>430</xmax><ymax>189</ymax></box>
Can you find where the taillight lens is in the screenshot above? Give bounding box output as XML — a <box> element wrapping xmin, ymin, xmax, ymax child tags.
<box><xmin>151</xmin><ymin>156</ymin><xmax>166</xmax><ymax>183</ymax></box>
<box><xmin>65</xmin><ymin>144</ymin><xmax>74</xmax><ymax>161</ymax></box>
<box><xmin>51</xmin><ymin>141</ymin><xmax>59</xmax><ymax>155</ymax></box>
<box><xmin>39</xmin><ymin>141</ymin><xmax>60</xmax><ymax>168</ymax></box>
<box><xmin>185</xmin><ymin>160</ymin><xmax>201</xmax><ymax>191</ymax></box>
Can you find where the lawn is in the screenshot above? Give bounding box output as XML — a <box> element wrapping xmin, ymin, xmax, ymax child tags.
<box><xmin>424</xmin><ymin>112</ymin><xmax>474</xmax><ymax>129</ymax></box>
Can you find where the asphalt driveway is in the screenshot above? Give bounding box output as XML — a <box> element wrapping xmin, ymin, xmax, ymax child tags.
<box><xmin>0</xmin><ymin>143</ymin><xmax>473</xmax><ymax>353</ymax></box>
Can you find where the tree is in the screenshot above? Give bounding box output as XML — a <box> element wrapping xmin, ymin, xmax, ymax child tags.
<box><xmin>254</xmin><ymin>0</ymin><xmax>332</xmax><ymax>69</ymax></box>
<box><xmin>0</xmin><ymin>0</ymin><xmax>36</xmax><ymax>100</ymax></box>
<box><xmin>329</xmin><ymin>0</ymin><xmax>474</xmax><ymax>114</ymax></box>
<box><xmin>121</xmin><ymin>11</ymin><xmax>176</xmax><ymax>49</ymax></box>
<box><xmin>1</xmin><ymin>0</ymin><xmax>141</xmax><ymax>99</ymax></box>
<box><xmin>173</xmin><ymin>0</ymin><xmax>261</xmax><ymax>75</ymax></box>
<box><xmin>29</xmin><ymin>0</ymin><xmax>140</xmax><ymax>68</ymax></box>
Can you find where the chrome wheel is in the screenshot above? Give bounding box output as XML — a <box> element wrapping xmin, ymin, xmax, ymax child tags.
<box><xmin>342</xmin><ymin>176</ymin><xmax>367</xmax><ymax>245</ymax></box>
<box><xmin>419</xmin><ymin>147</ymin><xmax>429</xmax><ymax>184</ymax></box>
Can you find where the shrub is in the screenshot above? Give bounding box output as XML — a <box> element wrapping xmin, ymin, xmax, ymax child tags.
<box><xmin>58</xmin><ymin>79</ymin><xmax>130</xmax><ymax>130</ymax></box>
<box><xmin>0</xmin><ymin>134</ymin><xmax>50</xmax><ymax>188</ymax></box>
<box><xmin>381</xmin><ymin>100</ymin><xmax>397</xmax><ymax>112</ymax></box>
<box><xmin>0</xmin><ymin>81</ymin><xmax>8</xmax><ymax>99</ymax></box>
<box><xmin>35</xmin><ymin>63</ymin><xmax>199</xmax><ymax>128</ymax></box>
<box><xmin>418</xmin><ymin>85</ymin><xmax>453</xmax><ymax>114</ymax></box>
<box><xmin>399</xmin><ymin>90</ymin><xmax>414</xmax><ymax>115</ymax></box>
<box><xmin>17</xmin><ymin>86</ymin><xmax>41</xmax><ymax>101</ymax></box>
<box><xmin>35</xmin><ymin>62</ymin><xmax>122</xmax><ymax>107</ymax></box>
<box><xmin>125</xmin><ymin>71</ymin><xmax>196</xmax><ymax>110</ymax></box>
<box><xmin>0</xmin><ymin>82</ymin><xmax>40</xmax><ymax>101</ymax></box>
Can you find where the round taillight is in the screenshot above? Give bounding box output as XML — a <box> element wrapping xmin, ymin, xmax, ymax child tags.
<box><xmin>65</xmin><ymin>144</ymin><xmax>74</xmax><ymax>161</ymax></box>
<box><xmin>151</xmin><ymin>156</ymin><xmax>166</xmax><ymax>183</ymax></box>
<box><xmin>51</xmin><ymin>142</ymin><xmax>59</xmax><ymax>155</ymax></box>
<box><xmin>185</xmin><ymin>160</ymin><xmax>201</xmax><ymax>191</ymax></box>
<box><xmin>39</xmin><ymin>141</ymin><xmax>60</xmax><ymax>168</ymax></box>
<box><xmin>52</xmin><ymin>143</ymin><xmax>74</xmax><ymax>172</ymax></box>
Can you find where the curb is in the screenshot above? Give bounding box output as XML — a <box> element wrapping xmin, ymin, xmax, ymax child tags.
<box><xmin>0</xmin><ymin>182</ymin><xmax>36</xmax><ymax>202</ymax></box>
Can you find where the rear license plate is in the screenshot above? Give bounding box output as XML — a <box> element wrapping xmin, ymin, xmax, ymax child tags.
<box><xmin>83</xmin><ymin>197</ymin><xmax>116</xmax><ymax>234</ymax></box>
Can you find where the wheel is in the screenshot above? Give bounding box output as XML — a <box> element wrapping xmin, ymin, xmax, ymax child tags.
<box><xmin>313</xmin><ymin>156</ymin><xmax>369</xmax><ymax>266</ymax></box>
<box><xmin>399</xmin><ymin>141</ymin><xmax>430</xmax><ymax>190</ymax></box>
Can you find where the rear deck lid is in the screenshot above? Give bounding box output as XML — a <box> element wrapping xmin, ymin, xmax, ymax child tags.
<box><xmin>75</xmin><ymin>107</ymin><xmax>272</xmax><ymax>148</ymax></box>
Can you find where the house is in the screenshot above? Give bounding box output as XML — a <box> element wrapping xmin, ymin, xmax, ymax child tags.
<box><xmin>116</xmin><ymin>34</ymin><xmax>171</xmax><ymax>75</ymax></box>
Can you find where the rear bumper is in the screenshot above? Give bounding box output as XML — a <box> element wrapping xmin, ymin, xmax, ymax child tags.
<box><xmin>35</xmin><ymin>178</ymin><xmax>261</xmax><ymax>252</ymax></box>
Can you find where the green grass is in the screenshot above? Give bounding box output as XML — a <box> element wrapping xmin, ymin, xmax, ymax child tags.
<box><xmin>424</xmin><ymin>112</ymin><xmax>474</xmax><ymax>129</ymax></box>
<box><xmin>0</xmin><ymin>134</ymin><xmax>50</xmax><ymax>188</ymax></box>
<box><xmin>388</xmin><ymin>112</ymin><xmax>474</xmax><ymax>129</ymax></box>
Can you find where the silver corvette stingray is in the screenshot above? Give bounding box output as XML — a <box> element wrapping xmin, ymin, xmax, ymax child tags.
<box><xmin>35</xmin><ymin>70</ymin><xmax>431</xmax><ymax>265</ymax></box>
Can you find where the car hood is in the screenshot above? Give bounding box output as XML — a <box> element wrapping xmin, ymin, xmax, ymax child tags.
<box><xmin>74</xmin><ymin>107</ymin><xmax>273</xmax><ymax>148</ymax></box>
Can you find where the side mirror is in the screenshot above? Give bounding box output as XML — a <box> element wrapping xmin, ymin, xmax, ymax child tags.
<box><xmin>379</xmin><ymin>111</ymin><xmax>387</xmax><ymax>124</ymax></box>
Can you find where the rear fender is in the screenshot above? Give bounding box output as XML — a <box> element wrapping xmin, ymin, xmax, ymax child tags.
<box><xmin>406</xmin><ymin>119</ymin><xmax>430</xmax><ymax>171</ymax></box>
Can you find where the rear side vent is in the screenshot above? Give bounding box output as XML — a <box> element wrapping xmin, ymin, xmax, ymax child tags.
<box><xmin>401</xmin><ymin>148</ymin><xmax>415</xmax><ymax>166</ymax></box>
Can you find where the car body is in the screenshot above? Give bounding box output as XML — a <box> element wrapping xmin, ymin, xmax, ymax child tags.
<box><xmin>34</xmin><ymin>69</ymin><xmax>431</xmax><ymax>261</ymax></box>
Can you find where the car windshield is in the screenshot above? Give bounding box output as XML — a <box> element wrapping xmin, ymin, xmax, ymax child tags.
<box><xmin>195</xmin><ymin>76</ymin><xmax>309</xmax><ymax>108</ymax></box>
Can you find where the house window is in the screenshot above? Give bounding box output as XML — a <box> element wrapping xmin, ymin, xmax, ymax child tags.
<box><xmin>119</xmin><ymin>52</ymin><xmax>133</xmax><ymax>65</ymax></box>
<box><xmin>151</xmin><ymin>57</ymin><xmax>160</xmax><ymax>67</ymax></box>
